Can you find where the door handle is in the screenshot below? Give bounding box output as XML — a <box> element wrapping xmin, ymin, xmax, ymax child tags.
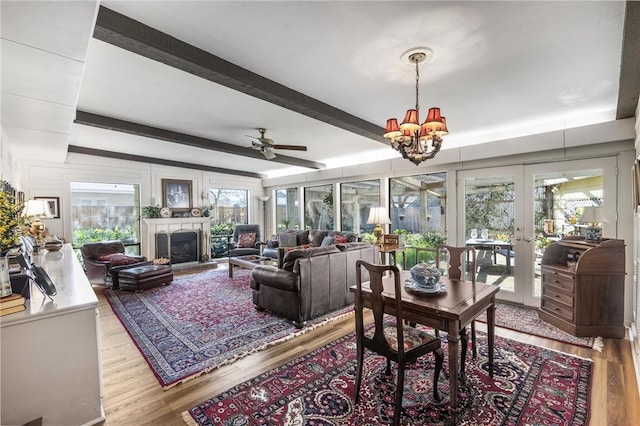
<box><xmin>524</xmin><ymin>237</ymin><xmax>534</xmax><ymax>242</ymax></box>
<box><xmin>513</xmin><ymin>237</ymin><xmax>522</xmax><ymax>241</ymax></box>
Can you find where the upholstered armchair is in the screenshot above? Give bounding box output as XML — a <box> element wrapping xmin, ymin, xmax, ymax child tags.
<box><xmin>80</xmin><ymin>240</ymin><xmax>148</xmax><ymax>286</ymax></box>
<box><xmin>227</xmin><ymin>224</ymin><xmax>263</xmax><ymax>257</ymax></box>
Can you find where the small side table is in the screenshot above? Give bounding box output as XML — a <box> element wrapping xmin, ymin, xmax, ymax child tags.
<box><xmin>379</xmin><ymin>245</ymin><xmax>405</xmax><ymax>266</ymax></box>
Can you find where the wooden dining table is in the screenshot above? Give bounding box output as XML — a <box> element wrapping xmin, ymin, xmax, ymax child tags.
<box><xmin>350</xmin><ymin>270</ymin><xmax>500</xmax><ymax>424</ymax></box>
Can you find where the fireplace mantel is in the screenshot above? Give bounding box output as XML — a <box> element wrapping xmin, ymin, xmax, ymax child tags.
<box><xmin>141</xmin><ymin>218</ymin><xmax>211</xmax><ymax>261</ymax></box>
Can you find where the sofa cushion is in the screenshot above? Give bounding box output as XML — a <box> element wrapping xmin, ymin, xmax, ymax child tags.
<box><xmin>282</xmin><ymin>245</ymin><xmax>340</xmax><ymax>271</ymax></box>
<box><xmin>329</xmin><ymin>231</ymin><xmax>358</xmax><ymax>243</ymax></box>
<box><xmin>309</xmin><ymin>230</ymin><xmax>329</xmax><ymax>247</ymax></box>
<box><xmin>295</xmin><ymin>229</ymin><xmax>310</xmax><ymax>246</ymax></box>
<box><xmin>337</xmin><ymin>242</ymin><xmax>372</xmax><ymax>251</ymax></box>
<box><xmin>278</xmin><ymin>231</ymin><xmax>298</xmax><ymax>248</ymax></box>
<box><xmin>237</xmin><ymin>233</ymin><xmax>256</xmax><ymax>248</ymax></box>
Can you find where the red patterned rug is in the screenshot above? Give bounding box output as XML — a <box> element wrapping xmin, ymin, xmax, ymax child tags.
<box><xmin>476</xmin><ymin>302</ymin><xmax>600</xmax><ymax>350</ymax></box>
<box><xmin>103</xmin><ymin>268</ymin><xmax>352</xmax><ymax>389</ymax></box>
<box><xmin>183</xmin><ymin>331</ymin><xmax>592</xmax><ymax>425</ymax></box>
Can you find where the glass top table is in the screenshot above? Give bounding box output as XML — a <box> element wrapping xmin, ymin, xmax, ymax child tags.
<box><xmin>228</xmin><ymin>255</ymin><xmax>276</xmax><ymax>277</ymax></box>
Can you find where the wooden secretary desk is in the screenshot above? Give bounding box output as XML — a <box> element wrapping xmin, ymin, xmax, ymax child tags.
<box><xmin>539</xmin><ymin>238</ymin><xmax>625</xmax><ymax>338</ymax></box>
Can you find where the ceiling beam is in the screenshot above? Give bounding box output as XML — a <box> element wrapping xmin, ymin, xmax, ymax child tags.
<box><xmin>74</xmin><ymin>111</ymin><xmax>326</xmax><ymax>170</ymax></box>
<box><xmin>93</xmin><ymin>6</ymin><xmax>388</xmax><ymax>145</ymax></box>
<box><xmin>616</xmin><ymin>1</ymin><xmax>640</xmax><ymax>119</ymax></box>
<box><xmin>67</xmin><ymin>145</ymin><xmax>266</xmax><ymax>179</ymax></box>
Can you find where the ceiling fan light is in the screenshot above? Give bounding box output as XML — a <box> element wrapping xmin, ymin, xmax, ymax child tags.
<box><xmin>384</xmin><ymin>119</ymin><xmax>402</xmax><ymax>139</ymax></box>
<box><xmin>263</xmin><ymin>148</ymin><xmax>276</xmax><ymax>160</ymax></box>
<box><xmin>400</xmin><ymin>109</ymin><xmax>421</xmax><ymax>132</ymax></box>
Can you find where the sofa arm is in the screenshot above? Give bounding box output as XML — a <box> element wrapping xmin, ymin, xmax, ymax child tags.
<box><xmin>251</xmin><ymin>266</ymin><xmax>299</xmax><ymax>292</ymax></box>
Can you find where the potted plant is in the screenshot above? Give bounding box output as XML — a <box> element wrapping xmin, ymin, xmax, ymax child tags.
<box><xmin>141</xmin><ymin>205</ymin><xmax>162</xmax><ymax>219</ymax></box>
<box><xmin>0</xmin><ymin>191</ymin><xmax>27</xmax><ymax>256</ymax></box>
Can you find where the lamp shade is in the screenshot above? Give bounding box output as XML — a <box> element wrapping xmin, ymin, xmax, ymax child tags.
<box><xmin>24</xmin><ymin>199</ymin><xmax>53</xmax><ymax>218</ymax></box>
<box><xmin>580</xmin><ymin>206</ymin><xmax>607</xmax><ymax>224</ymax></box>
<box><xmin>367</xmin><ymin>207</ymin><xmax>391</xmax><ymax>225</ymax></box>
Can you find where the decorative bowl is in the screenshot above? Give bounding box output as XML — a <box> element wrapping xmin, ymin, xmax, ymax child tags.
<box><xmin>410</xmin><ymin>263</ymin><xmax>441</xmax><ymax>288</ymax></box>
<box><xmin>44</xmin><ymin>240</ymin><xmax>63</xmax><ymax>252</ymax></box>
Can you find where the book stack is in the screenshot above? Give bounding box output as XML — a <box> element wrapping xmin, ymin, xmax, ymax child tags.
<box><xmin>0</xmin><ymin>293</ymin><xmax>26</xmax><ymax>316</ymax></box>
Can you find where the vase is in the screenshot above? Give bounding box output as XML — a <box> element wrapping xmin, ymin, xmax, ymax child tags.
<box><xmin>470</xmin><ymin>229</ymin><xmax>478</xmax><ymax>239</ymax></box>
<box><xmin>0</xmin><ymin>255</ymin><xmax>12</xmax><ymax>298</ymax></box>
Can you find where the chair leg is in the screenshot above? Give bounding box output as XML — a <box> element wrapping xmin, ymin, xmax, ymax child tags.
<box><xmin>354</xmin><ymin>344</ymin><xmax>364</xmax><ymax>404</ymax></box>
<box><xmin>393</xmin><ymin>362</ymin><xmax>405</xmax><ymax>426</ymax></box>
<box><xmin>471</xmin><ymin>321</ymin><xmax>477</xmax><ymax>358</ymax></box>
<box><xmin>385</xmin><ymin>358</ymin><xmax>392</xmax><ymax>376</ymax></box>
<box><xmin>433</xmin><ymin>347</ymin><xmax>444</xmax><ymax>402</ymax></box>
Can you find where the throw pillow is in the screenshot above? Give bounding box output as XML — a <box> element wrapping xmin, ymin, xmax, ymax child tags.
<box><xmin>97</xmin><ymin>253</ymin><xmax>140</xmax><ymax>266</ymax></box>
<box><xmin>278</xmin><ymin>232</ymin><xmax>298</xmax><ymax>248</ymax></box>
<box><xmin>320</xmin><ymin>236</ymin><xmax>335</xmax><ymax>246</ymax></box>
<box><xmin>334</xmin><ymin>235</ymin><xmax>348</xmax><ymax>244</ymax></box>
<box><xmin>237</xmin><ymin>233</ymin><xmax>256</xmax><ymax>248</ymax></box>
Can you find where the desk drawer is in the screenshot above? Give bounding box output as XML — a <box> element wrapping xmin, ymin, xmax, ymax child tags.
<box><xmin>542</xmin><ymin>286</ymin><xmax>574</xmax><ymax>308</ymax></box>
<box><xmin>541</xmin><ymin>267</ymin><xmax>575</xmax><ymax>293</ymax></box>
<box><xmin>541</xmin><ymin>297</ymin><xmax>574</xmax><ymax>322</ymax></box>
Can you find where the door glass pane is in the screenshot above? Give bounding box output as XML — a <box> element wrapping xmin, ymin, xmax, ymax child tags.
<box><xmin>305</xmin><ymin>185</ymin><xmax>333</xmax><ymax>230</ymax></box>
<box><xmin>464</xmin><ymin>176</ymin><xmax>515</xmax><ymax>290</ymax></box>
<box><xmin>70</xmin><ymin>182</ymin><xmax>140</xmax><ymax>255</ymax></box>
<box><xmin>532</xmin><ymin>169</ymin><xmax>603</xmax><ymax>297</ymax></box>
<box><xmin>390</xmin><ymin>173</ymin><xmax>447</xmax><ymax>268</ymax></box>
<box><xmin>340</xmin><ymin>180</ymin><xmax>380</xmax><ymax>234</ymax></box>
<box><xmin>276</xmin><ymin>188</ymin><xmax>299</xmax><ymax>231</ymax></box>
<box><xmin>207</xmin><ymin>188</ymin><xmax>248</xmax><ymax>258</ymax></box>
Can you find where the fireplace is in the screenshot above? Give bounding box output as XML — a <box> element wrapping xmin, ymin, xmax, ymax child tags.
<box><xmin>156</xmin><ymin>230</ymin><xmax>201</xmax><ymax>264</ymax></box>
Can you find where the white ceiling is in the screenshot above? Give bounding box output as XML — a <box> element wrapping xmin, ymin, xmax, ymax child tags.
<box><xmin>1</xmin><ymin>1</ymin><xmax>638</xmax><ymax>179</ymax></box>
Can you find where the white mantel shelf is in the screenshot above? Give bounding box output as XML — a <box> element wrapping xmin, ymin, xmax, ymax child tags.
<box><xmin>141</xmin><ymin>217</ymin><xmax>212</xmax><ymax>261</ymax></box>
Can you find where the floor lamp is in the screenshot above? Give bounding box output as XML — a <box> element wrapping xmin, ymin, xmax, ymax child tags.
<box><xmin>258</xmin><ymin>195</ymin><xmax>270</xmax><ymax>240</ymax></box>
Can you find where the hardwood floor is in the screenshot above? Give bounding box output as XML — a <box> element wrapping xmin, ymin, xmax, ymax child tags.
<box><xmin>97</xmin><ymin>267</ymin><xmax>640</xmax><ymax>425</ymax></box>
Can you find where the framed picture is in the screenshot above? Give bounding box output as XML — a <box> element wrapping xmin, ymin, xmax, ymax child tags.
<box><xmin>34</xmin><ymin>196</ymin><xmax>60</xmax><ymax>219</ymax></box>
<box><xmin>162</xmin><ymin>179</ymin><xmax>192</xmax><ymax>212</ymax></box>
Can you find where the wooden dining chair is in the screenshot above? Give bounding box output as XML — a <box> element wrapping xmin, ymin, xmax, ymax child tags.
<box><xmin>436</xmin><ymin>245</ymin><xmax>478</xmax><ymax>367</ymax></box>
<box><xmin>354</xmin><ymin>260</ymin><xmax>443</xmax><ymax>426</ymax></box>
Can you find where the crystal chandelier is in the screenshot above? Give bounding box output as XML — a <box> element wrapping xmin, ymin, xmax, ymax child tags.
<box><xmin>383</xmin><ymin>48</ymin><xmax>448</xmax><ymax>166</ymax></box>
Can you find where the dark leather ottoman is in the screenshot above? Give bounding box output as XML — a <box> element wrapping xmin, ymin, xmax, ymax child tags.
<box><xmin>117</xmin><ymin>264</ymin><xmax>173</xmax><ymax>291</ymax></box>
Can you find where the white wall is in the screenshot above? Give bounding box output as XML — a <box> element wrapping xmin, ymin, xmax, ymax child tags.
<box><xmin>19</xmin><ymin>153</ymin><xmax>263</xmax><ymax>245</ymax></box>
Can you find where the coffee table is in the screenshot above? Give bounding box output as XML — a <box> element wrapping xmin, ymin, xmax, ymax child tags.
<box><xmin>228</xmin><ymin>255</ymin><xmax>276</xmax><ymax>277</ymax></box>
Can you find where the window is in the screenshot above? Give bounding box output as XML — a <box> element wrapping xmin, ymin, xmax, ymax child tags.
<box><xmin>275</xmin><ymin>188</ymin><xmax>299</xmax><ymax>231</ymax></box>
<box><xmin>70</xmin><ymin>182</ymin><xmax>140</xmax><ymax>254</ymax></box>
<box><xmin>304</xmin><ymin>184</ymin><xmax>333</xmax><ymax>230</ymax></box>
<box><xmin>207</xmin><ymin>188</ymin><xmax>248</xmax><ymax>225</ymax></box>
<box><xmin>389</xmin><ymin>173</ymin><xmax>447</xmax><ymax>235</ymax></box>
<box><xmin>340</xmin><ymin>180</ymin><xmax>380</xmax><ymax>233</ymax></box>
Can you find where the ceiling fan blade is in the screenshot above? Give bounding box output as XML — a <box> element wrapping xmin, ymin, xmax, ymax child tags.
<box><xmin>272</xmin><ymin>144</ymin><xmax>308</xmax><ymax>151</ymax></box>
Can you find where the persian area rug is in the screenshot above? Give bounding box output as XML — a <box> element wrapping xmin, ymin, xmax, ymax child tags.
<box><xmin>475</xmin><ymin>302</ymin><xmax>601</xmax><ymax>350</ymax></box>
<box><xmin>103</xmin><ymin>268</ymin><xmax>352</xmax><ymax>389</ymax></box>
<box><xmin>183</xmin><ymin>331</ymin><xmax>592</xmax><ymax>425</ymax></box>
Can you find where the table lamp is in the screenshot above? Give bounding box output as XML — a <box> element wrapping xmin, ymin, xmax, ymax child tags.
<box><xmin>24</xmin><ymin>199</ymin><xmax>53</xmax><ymax>250</ymax></box>
<box><xmin>367</xmin><ymin>207</ymin><xmax>391</xmax><ymax>247</ymax></box>
<box><xmin>580</xmin><ymin>206</ymin><xmax>607</xmax><ymax>241</ymax></box>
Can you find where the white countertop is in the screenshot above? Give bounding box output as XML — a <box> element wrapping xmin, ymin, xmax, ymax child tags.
<box><xmin>1</xmin><ymin>244</ymin><xmax>97</xmax><ymax>327</ymax></box>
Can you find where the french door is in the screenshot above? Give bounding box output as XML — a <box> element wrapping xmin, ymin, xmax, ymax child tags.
<box><xmin>457</xmin><ymin>157</ymin><xmax>617</xmax><ymax>306</ymax></box>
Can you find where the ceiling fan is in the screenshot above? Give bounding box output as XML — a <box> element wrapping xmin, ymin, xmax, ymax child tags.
<box><xmin>246</xmin><ymin>128</ymin><xmax>307</xmax><ymax>160</ymax></box>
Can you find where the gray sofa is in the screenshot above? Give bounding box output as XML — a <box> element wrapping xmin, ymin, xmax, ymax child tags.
<box><xmin>250</xmin><ymin>242</ymin><xmax>378</xmax><ymax>327</ymax></box>
<box><xmin>262</xmin><ymin>229</ymin><xmax>359</xmax><ymax>266</ymax></box>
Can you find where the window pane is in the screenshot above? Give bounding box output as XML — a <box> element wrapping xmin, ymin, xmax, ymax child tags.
<box><xmin>70</xmin><ymin>182</ymin><xmax>140</xmax><ymax>254</ymax></box>
<box><xmin>304</xmin><ymin>184</ymin><xmax>333</xmax><ymax>230</ymax></box>
<box><xmin>340</xmin><ymin>180</ymin><xmax>380</xmax><ymax>233</ymax></box>
<box><xmin>208</xmin><ymin>188</ymin><xmax>248</xmax><ymax>225</ymax></box>
<box><xmin>276</xmin><ymin>188</ymin><xmax>299</xmax><ymax>231</ymax></box>
<box><xmin>390</xmin><ymin>173</ymin><xmax>447</xmax><ymax>234</ymax></box>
